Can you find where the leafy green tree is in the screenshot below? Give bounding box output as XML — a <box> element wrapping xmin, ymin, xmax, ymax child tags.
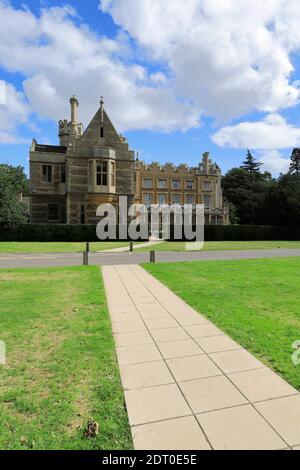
<box><xmin>241</xmin><ymin>149</ymin><xmax>263</xmax><ymax>175</ymax></box>
<box><xmin>222</xmin><ymin>167</ymin><xmax>273</xmax><ymax>224</ymax></box>
<box><xmin>289</xmin><ymin>148</ymin><xmax>300</xmax><ymax>175</ymax></box>
<box><xmin>258</xmin><ymin>173</ymin><xmax>300</xmax><ymax>226</ymax></box>
<box><xmin>0</xmin><ymin>164</ymin><xmax>29</xmax><ymax>229</ymax></box>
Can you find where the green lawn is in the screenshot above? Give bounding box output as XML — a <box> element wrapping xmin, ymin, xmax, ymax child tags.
<box><xmin>138</xmin><ymin>240</ymin><xmax>300</xmax><ymax>252</ymax></box>
<box><xmin>1</xmin><ymin>240</ymin><xmax>300</xmax><ymax>254</ymax></box>
<box><xmin>145</xmin><ymin>258</ymin><xmax>300</xmax><ymax>390</ymax></box>
<box><xmin>0</xmin><ymin>266</ymin><xmax>132</xmax><ymax>450</ymax></box>
<box><xmin>0</xmin><ymin>242</ymin><xmax>131</xmax><ymax>253</ymax></box>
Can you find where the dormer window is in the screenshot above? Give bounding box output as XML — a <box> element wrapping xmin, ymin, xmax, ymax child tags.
<box><xmin>100</xmin><ymin>127</ymin><xmax>104</xmax><ymax>138</ymax></box>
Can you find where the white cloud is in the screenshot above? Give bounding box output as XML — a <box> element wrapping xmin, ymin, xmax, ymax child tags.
<box><xmin>260</xmin><ymin>149</ymin><xmax>290</xmax><ymax>174</ymax></box>
<box><xmin>0</xmin><ymin>82</ymin><xmax>30</xmax><ymax>144</ymax></box>
<box><xmin>212</xmin><ymin>113</ymin><xmax>300</xmax><ymax>149</ymax></box>
<box><xmin>0</xmin><ymin>80</ymin><xmax>5</xmax><ymax>104</ymax></box>
<box><xmin>1</xmin><ymin>0</ymin><xmax>300</xmax><ymax>146</ymax></box>
<box><xmin>100</xmin><ymin>0</ymin><xmax>300</xmax><ymax>119</ymax></box>
<box><xmin>0</xmin><ymin>1</ymin><xmax>199</xmax><ymax>135</ymax></box>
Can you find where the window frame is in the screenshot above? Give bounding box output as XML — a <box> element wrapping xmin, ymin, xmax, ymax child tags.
<box><xmin>48</xmin><ymin>203</ymin><xmax>59</xmax><ymax>222</ymax></box>
<box><xmin>158</xmin><ymin>193</ymin><xmax>167</xmax><ymax>205</ymax></box>
<box><xmin>96</xmin><ymin>160</ymin><xmax>108</xmax><ymax>187</ymax></box>
<box><xmin>186</xmin><ymin>194</ymin><xmax>195</xmax><ymax>205</ymax></box>
<box><xmin>186</xmin><ymin>180</ymin><xmax>194</xmax><ymax>190</ymax></box>
<box><xmin>157</xmin><ymin>179</ymin><xmax>167</xmax><ymax>189</ymax></box>
<box><xmin>203</xmin><ymin>181</ymin><xmax>212</xmax><ymax>191</ymax></box>
<box><xmin>143</xmin><ymin>193</ymin><xmax>153</xmax><ymax>206</ymax></box>
<box><xmin>80</xmin><ymin>205</ymin><xmax>85</xmax><ymax>225</ymax></box>
<box><xmin>171</xmin><ymin>193</ymin><xmax>181</xmax><ymax>205</ymax></box>
<box><xmin>204</xmin><ymin>194</ymin><xmax>211</xmax><ymax>209</ymax></box>
<box><xmin>42</xmin><ymin>165</ymin><xmax>52</xmax><ymax>183</ymax></box>
<box><xmin>60</xmin><ymin>165</ymin><xmax>66</xmax><ymax>184</ymax></box>
<box><xmin>143</xmin><ymin>178</ymin><xmax>153</xmax><ymax>189</ymax></box>
<box><xmin>110</xmin><ymin>161</ymin><xmax>116</xmax><ymax>186</ymax></box>
<box><xmin>172</xmin><ymin>179</ymin><xmax>181</xmax><ymax>190</ymax></box>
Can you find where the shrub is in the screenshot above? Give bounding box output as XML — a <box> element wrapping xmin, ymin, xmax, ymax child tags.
<box><xmin>0</xmin><ymin>224</ymin><xmax>300</xmax><ymax>242</ymax></box>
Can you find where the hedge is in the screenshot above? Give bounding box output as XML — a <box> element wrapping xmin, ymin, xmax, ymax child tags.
<box><xmin>0</xmin><ymin>224</ymin><xmax>300</xmax><ymax>242</ymax></box>
<box><xmin>204</xmin><ymin>225</ymin><xmax>300</xmax><ymax>241</ymax></box>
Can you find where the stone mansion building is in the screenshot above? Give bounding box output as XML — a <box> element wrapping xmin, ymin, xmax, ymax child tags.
<box><xmin>29</xmin><ymin>97</ymin><xmax>229</xmax><ymax>226</ymax></box>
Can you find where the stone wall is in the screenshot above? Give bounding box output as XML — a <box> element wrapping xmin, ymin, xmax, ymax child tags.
<box><xmin>29</xmin><ymin>97</ymin><xmax>228</xmax><ymax>226</ymax></box>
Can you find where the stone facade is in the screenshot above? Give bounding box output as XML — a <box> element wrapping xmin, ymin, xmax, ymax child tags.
<box><xmin>29</xmin><ymin>96</ymin><xmax>228</xmax><ymax>225</ymax></box>
<box><xmin>135</xmin><ymin>154</ymin><xmax>229</xmax><ymax>225</ymax></box>
<box><xmin>30</xmin><ymin>97</ymin><xmax>135</xmax><ymax>225</ymax></box>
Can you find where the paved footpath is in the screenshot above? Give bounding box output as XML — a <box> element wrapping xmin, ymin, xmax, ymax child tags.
<box><xmin>102</xmin><ymin>264</ymin><xmax>300</xmax><ymax>450</ymax></box>
<box><xmin>1</xmin><ymin>248</ymin><xmax>300</xmax><ymax>269</ymax></box>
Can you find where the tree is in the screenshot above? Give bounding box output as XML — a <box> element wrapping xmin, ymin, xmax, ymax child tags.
<box><xmin>241</xmin><ymin>149</ymin><xmax>263</xmax><ymax>175</ymax></box>
<box><xmin>0</xmin><ymin>164</ymin><xmax>29</xmax><ymax>230</ymax></box>
<box><xmin>289</xmin><ymin>148</ymin><xmax>300</xmax><ymax>175</ymax></box>
<box><xmin>222</xmin><ymin>167</ymin><xmax>273</xmax><ymax>224</ymax></box>
<box><xmin>258</xmin><ymin>173</ymin><xmax>300</xmax><ymax>226</ymax></box>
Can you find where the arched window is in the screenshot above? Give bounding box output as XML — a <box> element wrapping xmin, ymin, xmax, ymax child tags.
<box><xmin>100</xmin><ymin>127</ymin><xmax>104</xmax><ymax>138</ymax></box>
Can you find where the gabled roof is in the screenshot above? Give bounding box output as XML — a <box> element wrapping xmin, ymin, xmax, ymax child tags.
<box><xmin>79</xmin><ymin>99</ymin><xmax>124</xmax><ymax>147</ymax></box>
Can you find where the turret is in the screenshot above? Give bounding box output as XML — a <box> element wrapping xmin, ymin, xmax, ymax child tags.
<box><xmin>58</xmin><ymin>95</ymin><xmax>83</xmax><ymax>146</ymax></box>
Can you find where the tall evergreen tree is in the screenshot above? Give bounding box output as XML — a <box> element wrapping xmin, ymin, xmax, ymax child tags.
<box><xmin>241</xmin><ymin>149</ymin><xmax>263</xmax><ymax>174</ymax></box>
<box><xmin>289</xmin><ymin>148</ymin><xmax>300</xmax><ymax>175</ymax></box>
<box><xmin>0</xmin><ymin>164</ymin><xmax>28</xmax><ymax>229</ymax></box>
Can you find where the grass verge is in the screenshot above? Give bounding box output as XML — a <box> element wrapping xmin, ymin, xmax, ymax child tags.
<box><xmin>137</xmin><ymin>240</ymin><xmax>300</xmax><ymax>252</ymax></box>
<box><xmin>1</xmin><ymin>240</ymin><xmax>300</xmax><ymax>254</ymax></box>
<box><xmin>0</xmin><ymin>242</ymin><xmax>132</xmax><ymax>253</ymax></box>
<box><xmin>0</xmin><ymin>266</ymin><xmax>132</xmax><ymax>450</ymax></box>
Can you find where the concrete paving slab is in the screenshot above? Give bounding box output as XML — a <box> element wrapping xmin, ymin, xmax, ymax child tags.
<box><xmin>255</xmin><ymin>395</ymin><xmax>300</xmax><ymax>447</ymax></box>
<box><xmin>210</xmin><ymin>349</ymin><xmax>264</xmax><ymax>374</ymax></box>
<box><xmin>167</xmin><ymin>355</ymin><xmax>222</xmax><ymax>382</ymax></box>
<box><xmin>197</xmin><ymin>405</ymin><xmax>287</xmax><ymax>450</ymax></box>
<box><xmin>195</xmin><ymin>335</ymin><xmax>242</xmax><ymax>354</ymax></box>
<box><xmin>151</xmin><ymin>327</ymin><xmax>190</xmax><ymax>343</ymax></box>
<box><xmin>179</xmin><ymin>375</ymin><xmax>247</xmax><ymax>414</ymax></box>
<box><xmin>228</xmin><ymin>368</ymin><xmax>298</xmax><ymax>403</ymax></box>
<box><xmin>132</xmin><ymin>416</ymin><xmax>211</xmax><ymax>450</ymax></box>
<box><xmin>125</xmin><ymin>384</ymin><xmax>192</xmax><ymax>426</ymax></box>
<box><xmin>157</xmin><ymin>339</ymin><xmax>204</xmax><ymax>360</ymax></box>
<box><xmin>120</xmin><ymin>361</ymin><xmax>174</xmax><ymax>390</ymax></box>
<box><xmin>116</xmin><ymin>344</ymin><xmax>162</xmax><ymax>366</ymax></box>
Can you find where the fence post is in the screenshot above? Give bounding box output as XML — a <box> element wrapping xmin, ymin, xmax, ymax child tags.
<box><xmin>150</xmin><ymin>251</ymin><xmax>156</xmax><ymax>263</ymax></box>
<box><xmin>86</xmin><ymin>242</ymin><xmax>90</xmax><ymax>253</ymax></box>
<box><xmin>130</xmin><ymin>242</ymin><xmax>134</xmax><ymax>253</ymax></box>
<box><xmin>83</xmin><ymin>251</ymin><xmax>89</xmax><ymax>266</ymax></box>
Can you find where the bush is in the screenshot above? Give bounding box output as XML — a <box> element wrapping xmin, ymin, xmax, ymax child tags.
<box><xmin>0</xmin><ymin>224</ymin><xmax>300</xmax><ymax>242</ymax></box>
<box><xmin>0</xmin><ymin>224</ymin><xmax>99</xmax><ymax>242</ymax></box>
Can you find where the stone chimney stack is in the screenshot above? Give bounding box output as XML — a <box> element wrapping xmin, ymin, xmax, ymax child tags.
<box><xmin>202</xmin><ymin>152</ymin><xmax>210</xmax><ymax>174</ymax></box>
<box><xmin>70</xmin><ymin>95</ymin><xmax>79</xmax><ymax>124</ymax></box>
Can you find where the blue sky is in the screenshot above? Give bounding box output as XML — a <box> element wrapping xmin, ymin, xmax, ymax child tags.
<box><xmin>1</xmin><ymin>0</ymin><xmax>300</xmax><ymax>176</ymax></box>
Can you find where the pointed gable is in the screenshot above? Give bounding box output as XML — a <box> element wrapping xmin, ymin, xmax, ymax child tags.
<box><xmin>80</xmin><ymin>102</ymin><xmax>124</xmax><ymax>149</ymax></box>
